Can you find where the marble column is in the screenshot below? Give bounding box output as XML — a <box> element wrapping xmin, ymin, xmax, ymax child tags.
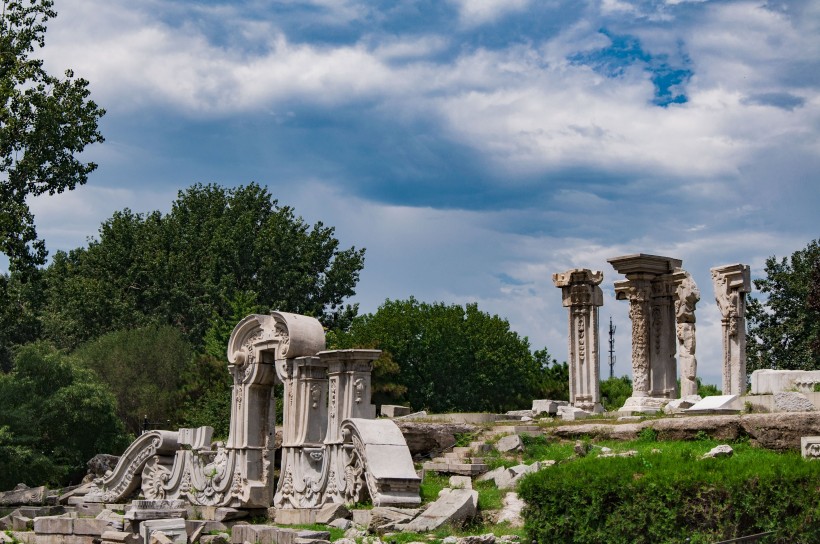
<box><xmin>552</xmin><ymin>268</ymin><xmax>604</xmax><ymax>413</ymax></box>
<box><xmin>711</xmin><ymin>263</ymin><xmax>751</xmax><ymax>395</ymax></box>
<box><xmin>608</xmin><ymin>254</ymin><xmax>682</xmax><ymax>412</ymax></box>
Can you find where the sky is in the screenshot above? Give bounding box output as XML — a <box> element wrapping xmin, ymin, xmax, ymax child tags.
<box><xmin>21</xmin><ymin>0</ymin><xmax>820</xmax><ymax>386</ymax></box>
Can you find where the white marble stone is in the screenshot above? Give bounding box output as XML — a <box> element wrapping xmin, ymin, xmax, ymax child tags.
<box><xmin>751</xmin><ymin>369</ymin><xmax>820</xmax><ymax>395</ymax></box>
<box><xmin>773</xmin><ymin>392</ymin><xmax>816</xmax><ymax>412</ymax></box>
<box><xmin>687</xmin><ymin>395</ymin><xmax>740</xmax><ymax>413</ymax></box>
<box><xmin>403</xmin><ymin>489</ymin><xmax>478</xmax><ymax>532</ymax></box>
<box><xmin>619</xmin><ymin>396</ymin><xmax>667</xmax><ymax>414</ymax></box>
<box><xmin>553</xmin><ymin>269</ymin><xmax>605</xmax><ymax>413</ymax></box>
<box><xmin>711</xmin><ymin>264</ymin><xmax>751</xmax><ymax>395</ymax></box>
<box><xmin>801</xmin><ymin>437</ymin><xmax>820</xmax><ymax>459</ymax></box>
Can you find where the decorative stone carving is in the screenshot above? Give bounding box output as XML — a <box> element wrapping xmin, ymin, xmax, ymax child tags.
<box><xmin>711</xmin><ymin>263</ymin><xmax>751</xmax><ymax>395</ymax></box>
<box><xmin>609</xmin><ymin>254</ymin><xmax>690</xmax><ymax>412</ymax></box>
<box><xmin>801</xmin><ymin>436</ymin><xmax>820</xmax><ymax>459</ymax></box>
<box><xmin>81</xmin><ymin>310</ymin><xmax>420</xmax><ymax>511</ymax></box>
<box><xmin>674</xmin><ymin>269</ymin><xmax>700</xmax><ymax>397</ymax></box>
<box><xmin>552</xmin><ymin>269</ymin><xmax>604</xmax><ymax>413</ymax></box>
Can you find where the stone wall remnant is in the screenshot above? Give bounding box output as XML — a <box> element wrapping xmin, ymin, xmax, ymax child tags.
<box><xmin>710</xmin><ymin>263</ymin><xmax>751</xmax><ymax>395</ymax></box>
<box><xmin>552</xmin><ymin>269</ymin><xmax>604</xmax><ymax>413</ymax></box>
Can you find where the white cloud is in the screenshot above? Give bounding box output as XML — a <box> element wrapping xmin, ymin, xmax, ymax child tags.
<box><xmin>448</xmin><ymin>0</ymin><xmax>532</xmax><ymax>27</ymax></box>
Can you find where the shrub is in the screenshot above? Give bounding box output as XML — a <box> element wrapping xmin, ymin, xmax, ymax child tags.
<box><xmin>518</xmin><ymin>443</ymin><xmax>820</xmax><ymax>543</ymax></box>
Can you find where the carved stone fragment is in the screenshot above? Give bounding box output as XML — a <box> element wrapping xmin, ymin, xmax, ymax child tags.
<box><xmin>711</xmin><ymin>263</ymin><xmax>751</xmax><ymax>395</ymax></box>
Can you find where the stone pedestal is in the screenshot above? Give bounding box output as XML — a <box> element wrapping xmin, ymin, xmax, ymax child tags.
<box><xmin>711</xmin><ymin>263</ymin><xmax>751</xmax><ymax>395</ymax></box>
<box><xmin>552</xmin><ymin>268</ymin><xmax>604</xmax><ymax>413</ymax></box>
<box><xmin>608</xmin><ymin>254</ymin><xmax>682</xmax><ymax>411</ymax></box>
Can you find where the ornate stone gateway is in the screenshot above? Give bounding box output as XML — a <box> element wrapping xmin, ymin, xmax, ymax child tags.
<box><xmin>84</xmin><ymin>312</ymin><xmax>420</xmax><ymax>510</ymax></box>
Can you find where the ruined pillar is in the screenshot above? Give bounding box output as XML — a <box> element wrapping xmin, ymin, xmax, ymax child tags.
<box><xmin>711</xmin><ymin>263</ymin><xmax>751</xmax><ymax>395</ymax></box>
<box><xmin>552</xmin><ymin>268</ymin><xmax>604</xmax><ymax>413</ymax></box>
<box><xmin>608</xmin><ymin>254</ymin><xmax>682</xmax><ymax>412</ymax></box>
<box><xmin>674</xmin><ymin>269</ymin><xmax>700</xmax><ymax>398</ymax></box>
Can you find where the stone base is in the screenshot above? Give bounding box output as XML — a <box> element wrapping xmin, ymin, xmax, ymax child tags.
<box><xmin>574</xmin><ymin>402</ymin><xmax>605</xmax><ymax>414</ymax></box>
<box><xmin>273</xmin><ymin>508</ymin><xmax>318</xmax><ymax>525</ymax></box>
<box><xmin>618</xmin><ymin>396</ymin><xmax>667</xmax><ymax>414</ymax></box>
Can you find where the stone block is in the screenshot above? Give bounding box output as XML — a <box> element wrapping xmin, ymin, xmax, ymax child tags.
<box><xmin>274</xmin><ymin>509</ymin><xmax>316</xmax><ymax>525</ymax></box>
<box><xmin>702</xmin><ymin>445</ymin><xmax>733</xmax><ymax>459</ymax></box>
<box><xmin>73</xmin><ymin>502</ymin><xmax>106</xmax><ymax>517</ymax></box>
<box><xmin>350</xmin><ymin>509</ymin><xmax>371</xmax><ymax>528</ymax></box>
<box><xmin>619</xmin><ymin>396</ymin><xmax>666</xmax><ymax>414</ymax></box>
<box><xmin>12</xmin><ymin>515</ymin><xmax>33</xmax><ymax>531</ymax></box>
<box><xmin>381</xmin><ymin>405</ymin><xmax>413</xmax><ymax>418</ymax></box>
<box><xmin>19</xmin><ymin>506</ymin><xmax>65</xmax><ymax>518</ymax></box>
<box><xmin>367</xmin><ymin>507</ymin><xmax>418</xmax><ymax>533</ymax></box>
<box><xmin>75</xmin><ymin>517</ymin><xmax>121</xmax><ymax>536</ymax></box>
<box><xmin>232</xmin><ymin>525</ymin><xmax>280</xmax><ymax>544</ymax></box>
<box><xmin>773</xmin><ymin>392</ymin><xmax>816</xmax><ymax>412</ymax></box>
<box><xmin>200</xmin><ymin>535</ymin><xmax>230</xmax><ymax>544</ymax></box>
<box><xmin>404</xmin><ymin>488</ymin><xmax>477</xmax><ymax>532</ymax></box>
<box><xmin>448</xmin><ymin>476</ymin><xmax>472</xmax><ymax>490</ymax></box>
<box><xmin>140</xmin><ymin>518</ymin><xmax>187</xmax><ymax>544</ymax></box>
<box><xmin>687</xmin><ymin>395</ymin><xmax>740</xmax><ymax>414</ymax></box>
<box><xmin>558</xmin><ymin>406</ymin><xmax>590</xmax><ymax>421</ymax></box>
<box><xmin>801</xmin><ymin>436</ymin><xmax>820</xmax><ymax>459</ymax></box>
<box><xmin>126</xmin><ymin>509</ymin><xmax>187</xmax><ymax>522</ymax></box>
<box><xmin>101</xmin><ymin>530</ymin><xmax>140</xmax><ymax>544</ymax></box>
<box><xmin>0</xmin><ymin>532</ymin><xmax>13</xmax><ymax>544</ymax></box>
<box><xmin>9</xmin><ymin>533</ymin><xmax>37</xmax><ymax>544</ymax></box>
<box><xmin>315</xmin><ymin>503</ymin><xmax>349</xmax><ymax>525</ymax></box>
<box><xmin>531</xmin><ymin>400</ymin><xmax>561</xmax><ymax>416</ymax></box>
<box><xmin>751</xmin><ymin>369</ymin><xmax>820</xmax><ymax>395</ymax></box>
<box><xmin>328</xmin><ymin>519</ymin><xmax>352</xmax><ymax>531</ymax></box>
<box><xmin>663</xmin><ymin>396</ymin><xmax>702</xmax><ymax>414</ymax></box>
<box><xmin>34</xmin><ymin>516</ymin><xmax>74</xmax><ymax>534</ymax></box>
<box><xmin>0</xmin><ymin>514</ymin><xmax>12</xmax><ymax>531</ymax></box>
<box><xmin>495</xmin><ymin>435</ymin><xmax>522</xmax><ymax>453</ymax></box>
<box><xmin>150</xmin><ymin>532</ymin><xmax>175</xmax><ymax>544</ymax></box>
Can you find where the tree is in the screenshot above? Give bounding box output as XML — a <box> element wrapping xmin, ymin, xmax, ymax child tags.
<box><xmin>72</xmin><ymin>325</ymin><xmax>194</xmax><ymax>435</ymax></box>
<box><xmin>600</xmin><ymin>375</ymin><xmax>631</xmax><ymax>412</ymax></box>
<box><xmin>746</xmin><ymin>239</ymin><xmax>820</xmax><ymax>373</ymax></box>
<box><xmin>39</xmin><ymin>183</ymin><xmax>365</xmax><ymax>349</ymax></box>
<box><xmin>0</xmin><ymin>342</ymin><xmax>129</xmax><ymax>488</ymax></box>
<box><xmin>1</xmin><ymin>0</ymin><xmax>104</xmax><ymax>270</ymax></box>
<box><xmin>331</xmin><ymin>298</ymin><xmax>551</xmax><ymax>413</ymax></box>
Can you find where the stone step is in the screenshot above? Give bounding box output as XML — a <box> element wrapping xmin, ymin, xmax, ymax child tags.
<box><xmin>442</xmin><ymin>452</ymin><xmax>486</xmax><ymax>463</ymax></box>
<box><xmin>488</xmin><ymin>425</ymin><xmax>542</xmax><ymax>436</ymax></box>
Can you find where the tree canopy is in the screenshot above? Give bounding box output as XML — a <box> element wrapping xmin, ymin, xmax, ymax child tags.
<box><xmin>0</xmin><ymin>342</ymin><xmax>129</xmax><ymax>488</ymax></box>
<box><xmin>746</xmin><ymin>239</ymin><xmax>820</xmax><ymax>373</ymax></box>
<box><xmin>1</xmin><ymin>0</ymin><xmax>104</xmax><ymax>270</ymax></box>
<box><xmin>330</xmin><ymin>297</ymin><xmax>563</xmax><ymax>413</ymax></box>
<box><xmin>39</xmin><ymin>183</ymin><xmax>365</xmax><ymax>349</ymax></box>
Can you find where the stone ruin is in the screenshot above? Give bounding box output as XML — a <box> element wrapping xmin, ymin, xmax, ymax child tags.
<box><xmin>80</xmin><ymin>311</ymin><xmax>420</xmax><ymax>511</ymax></box>
<box><xmin>553</xmin><ymin>255</ymin><xmax>757</xmax><ymax>415</ymax></box>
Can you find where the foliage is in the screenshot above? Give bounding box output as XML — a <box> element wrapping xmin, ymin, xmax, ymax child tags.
<box><xmin>331</xmin><ymin>297</ymin><xmax>551</xmax><ymax>413</ymax></box>
<box><xmin>38</xmin><ymin>183</ymin><xmax>365</xmax><ymax>349</ymax></box>
<box><xmin>0</xmin><ymin>342</ymin><xmax>129</xmax><ymax>487</ymax></box>
<box><xmin>747</xmin><ymin>239</ymin><xmax>820</xmax><ymax>374</ymax></box>
<box><xmin>519</xmin><ymin>441</ymin><xmax>820</xmax><ymax>543</ymax></box>
<box><xmin>0</xmin><ymin>271</ymin><xmax>43</xmax><ymax>370</ymax></box>
<box><xmin>696</xmin><ymin>378</ymin><xmax>721</xmax><ymax>397</ymax></box>
<box><xmin>600</xmin><ymin>375</ymin><xmax>632</xmax><ymax>411</ymax></box>
<box><xmin>0</xmin><ymin>0</ymin><xmax>104</xmax><ymax>270</ymax></box>
<box><xmin>73</xmin><ymin>325</ymin><xmax>193</xmax><ymax>435</ymax></box>
<box><xmin>533</xmin><ymin>348</ymin><xmax>569</xmax><ymax>401</ymax></box>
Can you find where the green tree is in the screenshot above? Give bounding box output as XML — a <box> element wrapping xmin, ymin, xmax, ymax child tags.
<box><xmin>600</xmin><ymin>375</ymin><xmax>631</xmax><ymax>412</ymax></box>
<box><xmin>534</xmin><ymin>348</ymin><xmax>569</xmax><ymax>401</ymax></box>
<box><xmin>746</xmin><ymin>239</ymin><xmax>820</xmax><ymax>373</ymax></box>
<box><xmin>73</xmin><ymin>325</ymin><xmax>193</xmax><ymax>435</ymax></box>
<box><xmin>332</xmin><ymin>298</ymin><xmax>549</xmax><ymax>413</ymax></box>
<box><xmin>1</xmin><ymin>0</ymin><xmax>104</xmax><ymax>270</ymax></box>
<box><xmin>0</xmin><ymin>342</ymin><xmax>129</xmax><ymax>487</ymax></box>
<box><xmin>40</xmin><ymin>183</ymin><xmax>365</xmax><ymax>349</ymax></box>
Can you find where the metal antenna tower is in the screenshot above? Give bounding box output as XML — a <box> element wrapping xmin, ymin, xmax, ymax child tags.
<box><xmin>608</xmin><ymin>316</ymin><xmax>616</xmax><ymax>379</ymax></box>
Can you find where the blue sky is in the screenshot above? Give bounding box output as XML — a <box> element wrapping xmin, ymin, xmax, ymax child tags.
<box><xmin>24</xmin><ymin>0</ymin><xmax>820</xmax><ymax>385</ymax></box>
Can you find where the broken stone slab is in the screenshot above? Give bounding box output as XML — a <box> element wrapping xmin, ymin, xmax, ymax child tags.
<box><xmin>505</xmin><ymin>410</ymin><xmax>534</xmax><ymax>418</ymax></box>
<box><xmin>0</xmin><ymin>533</ymin><xmax>13</xmax><ymax>544</ymax></box>
<box><xmin>315</xmin><ymin>503</ymin><xmax>349</xmax><ymax>524</ymax></box>
<box><xmin>33</xmin><ymin>516</ymin><xmax>74</xmax><ymax>534</ymax></box>
<box><xmin>751</xmin><ymin>369</ymin><xmax>820</xmax><ymax>395</ymax></box>
<box><xmin>495</xmin><ymin>434</ymin><xmax>523</xmax><ymax>453</ymax></box>
<box><xmin>150</xmin><ymin>531</ymin><xmax>176</xmax><ymax>544</ymax></box>
<box><xmin>773</xmin><ymin>392</ymin><xmax>816</xmax><ymax>412</ymax></box>
<box><xmin>558</xmin><ymin>406</ymin><xmax>590</xmax><ymax>421</ymax></box>
<box><xmin>367</xmin><ymin>507</ymin><xmax>419</xmax><ymax>533</ymax></box>
<box><xmin>663</xmin><ymin>395</ymin><xmax>702</xmax><ymax>414</ymax></box>
<box><xmin>95</xmin><ymin>510</ymin><xmax>125</xmax><ymax>532</ymax></box>
<box><xmin>198</xmin><ymin>508</ymin><xmax>248</xmax><ymax>523</ymax></box>
<box><xmin>448</xmin><ymin>476</ymin><xmax>472</xmax><ymax>490</ymax></box>
<box><xmin>350</xmin><ymin>509</ymin><xmax>371</xmax><ymax>528</ymax></box>
<box><xmin>599</xmin><ymin>450</ymin><xmax>638</xmax><ymax>458</ymax></box>
<box><xmin>74</xmin><ymin>517</ymin><xmax>121</xmax><ymax>536</ymax></box>
<box><xmin>496</xmin><ymin>492</ymin><xmax>524</xmax><ymax>527</ymax></box>
<box><xmin>0</xmin><ymin>485</ymin><xmax>46</xmax><ymax>506</ymax></box>
<box><xmin>532</xmin><ymin>400</ymin><xmax>567</xmax><ymax>416</ymax></box>
<box><xmin>702</xmin><ymin>445</ymin><xmax>734</xmax><ymax>459</ymax></box>
<box><xmin>381</xmin><ymin>405</ymin><xmax>413</xmax><ymax>418</ymax></box>
<box><xmin>11</xmin><ymin>515</ymin><xmax>33</xmax><ymax>531</ymax></box>
<box><xmin>141</xmin><ymin>518</ymin><xmax>187</xmax><ymax>544</ymax></box>
<box><xmin>403</xmin><ymin>488</ymin><xmax>478</xmax><ymax>532</ymax></box>
<box><xmin>686</xmin><ymin>395</ymin><xmax>740</xmax><ymax>414</ymax></box>
<box><xmin>328</xmin><ymin>519</ymin><xmax>352</xmax><ymax>530</ymax></box>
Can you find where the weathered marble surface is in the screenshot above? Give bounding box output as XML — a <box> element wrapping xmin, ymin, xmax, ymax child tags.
<box><xmin>711</xmin><ymin>263</ymin><xmax>751</xmax><ymax>395</ymax></box>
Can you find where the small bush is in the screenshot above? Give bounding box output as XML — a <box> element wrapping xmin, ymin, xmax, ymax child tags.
<box><xmin>519</xmin><ymin>443</ymin><xmax>820</xmax><ymax>543</ymax></box>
